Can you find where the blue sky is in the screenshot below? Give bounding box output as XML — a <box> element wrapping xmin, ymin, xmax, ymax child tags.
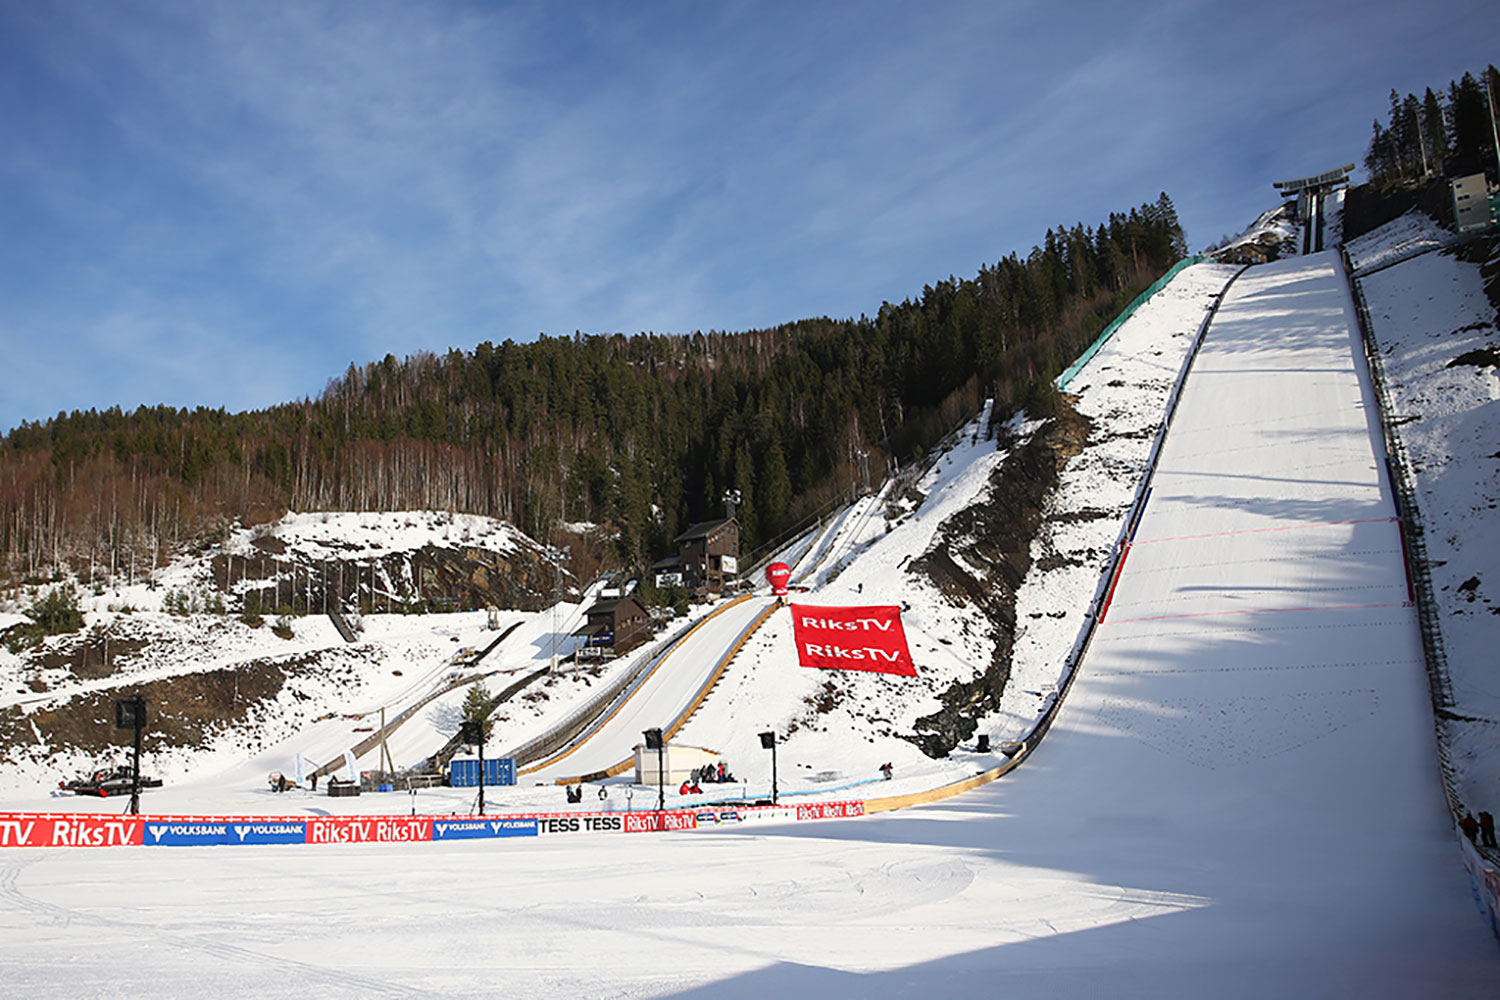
<box><xmin>2</xmin><ymin>0</ymin><xmax>1496</xmax><ymax>434</ymax></box>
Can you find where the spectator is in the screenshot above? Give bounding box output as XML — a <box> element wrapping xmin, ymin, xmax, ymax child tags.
<box><xmin>1480</xmin><ymin>811</ymin><xmax>1497</xmax><ymax>848</ymax></box>
<box><xmin>1461</xmin><ymin>811</ymin><xmax>1480</xmax><ymax>844</ymax></box>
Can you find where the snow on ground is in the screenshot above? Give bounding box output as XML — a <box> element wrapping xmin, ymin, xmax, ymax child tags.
<box><xmin>985</xmin><ymin>261</ymin><xmax>1242</xmax><ymax>741</ymax></box>
<box><xmin>238</xmin><ymin>509</ymin><xmax>535</xmax><ymax>562</ymax></box>
<box><xmin>1323</xmin><ymin>186</ymin><xmax>1346</xmax><ymax>247</ymax></box>
<box><xmin>1207</xmin><ymin>203</ymin><xmax>1298</xmax><ymax>257</ymax></box>
<box><xmin>1350</xmin><ymin>223</ymin><xmax>1500</xmax><ymax>812</ymax></box>
<box><xmin>4</xmin><ymin>249</ymin><xmax>1497</xmax><ymax>998</ymax></box>
<box><xmin>0</xmin><ymin>602</ymin><xmax>601</xmax><ymax>803</ymax></box>
<box><xmin>675</xmin><ymin>412</ymin><xmax>1018</xmax><ymax>792</ymax></box>
<box><xmin>0</xmin><ymin>505</ymin><xmax>610</xmax><ymax>799</ymax></box>
<box><xmin>1347</xmin><ymin>208</ymin><xmax>1455</xmax><ymax>275</ymax></box>
<box><xmin>0</xmin><ymin>607</ymin><xmax>517</xmax><ymax>796</ymax></box>
<box><xmin>678</xmin><ymin>265</ymin><xmax>1235</xmax><ymax>797</ymax></box>
<box><xmin>1003</xmin><ymin>249</ymin><xmax>1496</xmax><ymax>993</ymax></box>
<box><xmin>0</xmin><ymin>510</ymin><xmax>540</xmax><ymax>620</ymax></box>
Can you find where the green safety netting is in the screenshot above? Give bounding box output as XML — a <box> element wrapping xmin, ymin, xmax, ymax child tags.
<box><xmin>1055</xmin><ymin>254</ymin><xmax>1208</xmax><ymax>390</ymax></box>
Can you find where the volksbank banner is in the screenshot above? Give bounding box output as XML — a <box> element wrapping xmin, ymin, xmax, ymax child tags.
<box><xmin>145</xmin><ymin>820</ymin><xmax>308</xmax><ymax>846</ymax></box>
<box><xmin>789</xmin><ymin>604</ymin><xmax>916</xmax><ymax>676</ymax></box>
<box><xmin>146</xmin><ymin>821</ymin><xmax>233</xmax><ymax>846</ymax></box>
<box><xmin>431</xmin><ymin>818</ymin><xmax>538</xmax><ymax>840</ymax></box>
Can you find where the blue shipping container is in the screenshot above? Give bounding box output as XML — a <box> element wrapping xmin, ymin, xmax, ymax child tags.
<box><xmin>448</xmin><ymin>757</ymin><xmax>516</xmax><ymax>787</ymax></box>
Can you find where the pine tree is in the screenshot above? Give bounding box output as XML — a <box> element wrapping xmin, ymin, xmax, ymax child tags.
<box><xmin>1422</xmin><ymin>87</ymin><xmax>1449</xmax><ymax>175</ymax></box>
<box><xmin>1401</xmin><ymin>93</ymin><xmax>1429</xmax><ymax>176</ymax></box>
<box><xmin>758</xmin><ymin>442</ymin><xmax>792</xmax><ymax>542</ymax></box>
<box><xmin>1450</xmin><ymin>72</ymin><xmax>1492</xmax><ymax>179</ymax></box>
<box><xmin>1155</xmin><ymin>192</ymin><xmax>1188</xmax><ymax>259</ymax></box>
<box><xmin>1365</xmin><ymin>120</ymin><xmax>1393</xmax><ymax>183</ymax></box>
<box><xmin>461</xmin><ymin>681</ymin><xmax>493</xmax><ymax>742</ymax></box>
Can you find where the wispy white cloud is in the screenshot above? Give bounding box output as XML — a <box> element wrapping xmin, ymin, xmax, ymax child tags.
<box><xmin>2</xmin><ymin>0</ymin><xmax>1498</xmax><ymax>432</ymax></box>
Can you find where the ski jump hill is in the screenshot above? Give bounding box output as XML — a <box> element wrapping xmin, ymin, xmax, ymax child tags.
<box><xmin>2</xmin><ymin>251</ymin><xmax>1497</xmax><ymax>997</ymax></box>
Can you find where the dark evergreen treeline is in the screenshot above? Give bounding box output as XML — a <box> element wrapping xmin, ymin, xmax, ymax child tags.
<box><xmin>0</xmin><ymin>195</ymin><xmax>1186</xmax><ymax>583</ymax></box>
<box><xmin>1365</xmin><ymin>65</ymin><xmax>1500</xmax><ymax>186</ymax></box>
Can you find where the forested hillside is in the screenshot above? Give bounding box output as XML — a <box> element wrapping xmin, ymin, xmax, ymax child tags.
<box><xmin>1364</xmin><ymin>65</ymin><xmax>1499</xmax><ymax>186</ymax></box>
<box><xmin>0</xmin><ymin>195</ymin><xmax>1186</xmax><ymax>585</ymax></box>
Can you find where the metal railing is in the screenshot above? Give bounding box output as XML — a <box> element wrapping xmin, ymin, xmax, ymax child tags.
<box><xmin>1338</xmin><ymin>247</ymin><xmax>1458</xmax><ymax>795</ymax></box>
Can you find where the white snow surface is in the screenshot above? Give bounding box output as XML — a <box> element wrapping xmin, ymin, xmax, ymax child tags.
<box><xmin>1347</xmin><ymin>208</ymin><xmax>1454</xmax><ymax>275</ymax></box>
<box><xmin>1349</xmin><ymin>223</ymin><xmax>1500</xmax><ymax>811</ymax></box>
<box><xmin>1208</xmin><ymin>203</ymin><xmax>1298</xmax><ymax>256</ymax></box>
<box><xmin>244</xmin><ymin>509</ymin><xmax>534</xmax><ymax>562</ymax></box>
<box><xmin>2</xmin><ymin>245</ymin><xmax>1498</xmax><ymax>996</ymax></box>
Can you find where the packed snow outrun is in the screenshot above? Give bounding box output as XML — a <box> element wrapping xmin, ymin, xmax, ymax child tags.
<box><xmin>4</xmin><ymin>235</ymin><xmax>1500</xmax><ymax>996</ymax></box>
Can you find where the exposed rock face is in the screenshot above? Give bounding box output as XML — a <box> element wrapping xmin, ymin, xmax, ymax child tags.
<box><xmin>903</xmin><ymin>398</ymin><xmax>1092</xmax><ymax>757</ymax></box>
<box><xmin>214</xmin><ymin>541</ymin><xmax>563</xmax><ymax>614</ymax></box>
<box><xmin>0</xmin><ymin>531</ymin><xmax>563</xmax><ymax>777</ymax></box>
<box><xmin>0</xmin><ymin>649</ymin><xmax>363</xmax><ymax>763</ymax></box>
<box><xmin>407</xmin><ymin>544</ymin><xmax>559</xmax><ymax>611</ymax></box>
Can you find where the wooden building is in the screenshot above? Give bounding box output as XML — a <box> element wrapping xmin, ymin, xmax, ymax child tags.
<box><xmin>672</xmin><ymin>518</ymin><xmax>739</xmax><ymax>594</ymax></box>
<box><xmin>572</xmin><ymin>596</ymin><xmax>650</xmax><ymax>660</ymax></box>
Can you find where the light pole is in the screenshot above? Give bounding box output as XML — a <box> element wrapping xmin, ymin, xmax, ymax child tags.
<box><xmin>548</xmin><ymin>545</ymin><xmax>570</xmax><ymax>674</ymax></box>
<box><xmin>114</xmin><ymin>695</ymin><xmax>146</xmax><ymax>815</ymax></box>
<box><xmin>461</xmin><ymin>718</ymin><xmax>485</xmax><ymax>814</ymax></box>
<box><xmin>759</xmin><ymin>731</ymin><xmax>778</xmax><ymax>805</ymax></box>
<box><xmin>644</xmin><ymin>728</ymin><xmax>664</xmax><ymax>812</ymax></box>
<box><xmin>723</xmin><ymin>489</ymin><xmax>742</xmax><ymax>522</ymax></box>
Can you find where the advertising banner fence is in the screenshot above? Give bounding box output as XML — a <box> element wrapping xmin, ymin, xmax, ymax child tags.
<box><xmin>0</xmin><ymin>799</ymin><xmax>871</xmax><ymax>850</ymax></box>
<box><xmin>789</xmin><ymin>604</ymin><xmax>916</xmax><ymax>676</ymax></box>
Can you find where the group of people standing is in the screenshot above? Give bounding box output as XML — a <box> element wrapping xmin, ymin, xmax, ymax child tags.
<box><xmin>679</xmin><ymin>762</ymin><xmax>734</xmax><ymax>795</ymax></box>
<box><xmin>1459</xmin><ymin>808</ymin><xmax>1497</xmax><ymax>848</ymax></box>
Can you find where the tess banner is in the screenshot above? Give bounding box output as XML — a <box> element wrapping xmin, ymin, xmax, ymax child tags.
<box><xmin>789</xmin><ymin>604</ymin><xmax>916</xmax><ymax>676</ymax></box>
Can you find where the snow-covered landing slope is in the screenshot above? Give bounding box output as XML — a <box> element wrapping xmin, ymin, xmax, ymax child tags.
<box><xmin>959</xmin><ymin>251</ymin><xmax>1496</xmax><ymax>991</ymax></box>
<box><xmin>521</xmin><ymin>595</ymin><xmax>776</xmax><ymax>784</ymax></box>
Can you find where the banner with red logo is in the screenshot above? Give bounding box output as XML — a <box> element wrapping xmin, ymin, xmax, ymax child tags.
<box><xmin>789</xmin><ymin>604</ymin><xmax>916</xmax><ymax>676</ymax></box>
<box><xmin>0</xmin><ymin>814</ymin><xmax>144</xmax><ymax>848</ymax></box>
<box><xmin>797</xmin><ymin>801</ymin><xmax>864</xmax><ymax>821</ymax></box>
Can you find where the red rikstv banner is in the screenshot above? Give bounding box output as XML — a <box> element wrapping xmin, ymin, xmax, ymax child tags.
<box><xmin>789</xmin><ymin>604</ymin><xmax>916</xmax><ymax>677</ymax></box>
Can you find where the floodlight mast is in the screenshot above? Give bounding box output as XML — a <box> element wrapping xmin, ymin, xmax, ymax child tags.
<box><xmin>644</xmin><ymin>728</ymin><xmax>665</xmax><ymax>812</ymax></box>
<box><xmin>461</xmin><ymin>718</ymin><xmax>486</xmax><ymax>814</ymax></box>
<box><xmin>759</xmin><ymin>731</ymin><xmax>778</xmax><ymax>805</ymax></box>
<box><xmin>114</xmin><ymin>695</ymin><xmax>146</xmax><ymax>815</ymax></box>
<box><xmin>129</xmin><ymin>703</ymin><xmax>143</xmax><ymax>815</ymax></box>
